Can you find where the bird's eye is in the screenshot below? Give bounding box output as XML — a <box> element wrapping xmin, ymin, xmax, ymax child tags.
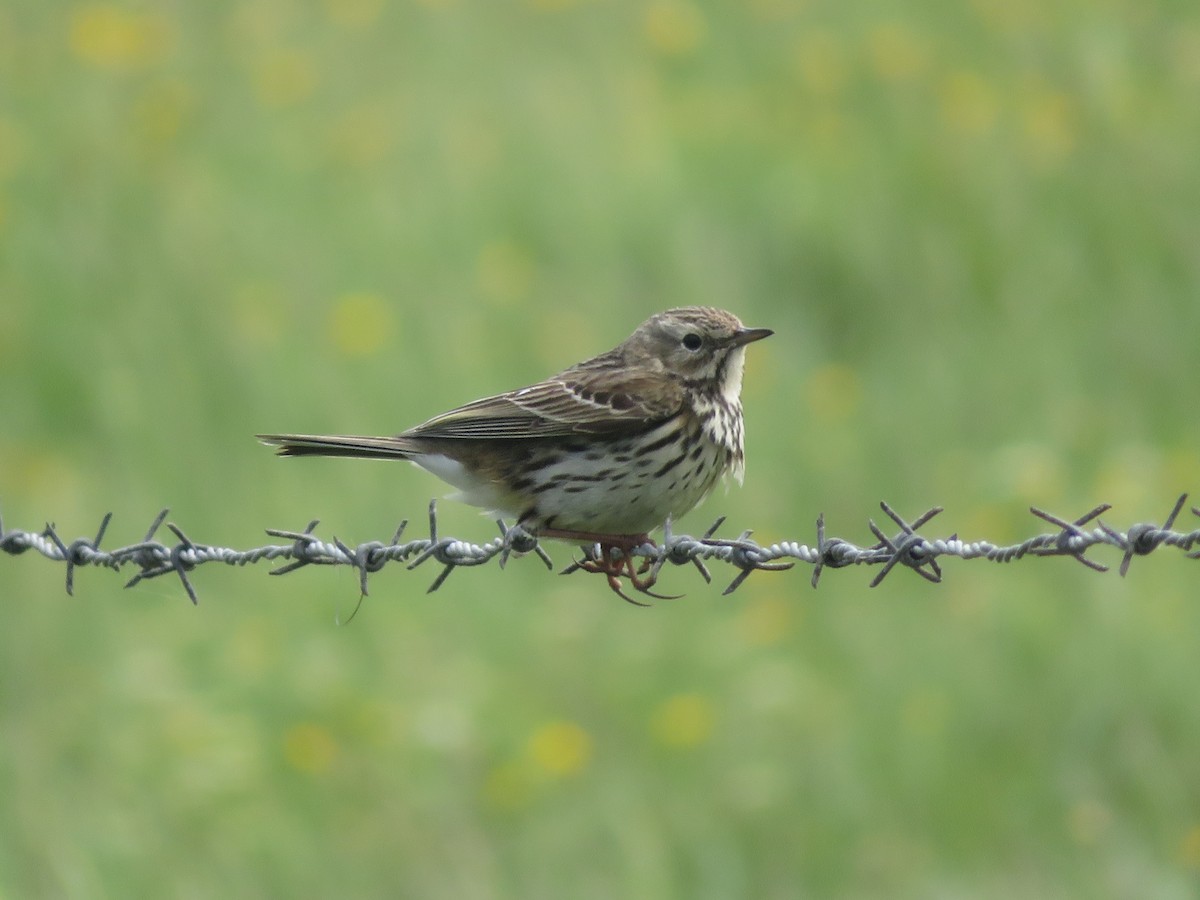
<box><xmin>682</xmin><ymin>333</ymin><xmax>703</xmax><ymax>351</ymax></box>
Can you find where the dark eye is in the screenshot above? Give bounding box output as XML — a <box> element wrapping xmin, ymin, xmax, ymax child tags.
<box><xmin>682</xmin><ymin>333</ymin><xmax>703</xmax><ymax>351</ymax></box>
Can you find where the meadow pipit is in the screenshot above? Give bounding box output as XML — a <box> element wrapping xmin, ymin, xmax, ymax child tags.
<box><xmin>259</xmin><ymin>307</ymin><xmax>771</xmax><ymax>600</ymax></box>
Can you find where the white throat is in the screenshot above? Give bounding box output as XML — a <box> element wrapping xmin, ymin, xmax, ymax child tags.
<box><xmin>721</xmin><ymin>346</ymin><xmax>748</xmax><ymax>405</ymax></box>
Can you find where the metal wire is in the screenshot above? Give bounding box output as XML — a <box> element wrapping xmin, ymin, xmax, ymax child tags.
<box><xmin>2</xmin><ymin>494</ymin><xmax>1198</xmax><ymax>602</ymax></box>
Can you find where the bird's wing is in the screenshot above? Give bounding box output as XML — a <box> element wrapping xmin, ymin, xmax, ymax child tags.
<box><xmin>405</xmin><ymin>369</ymin><xmax>684</xmax><ymax>440</ymax></box>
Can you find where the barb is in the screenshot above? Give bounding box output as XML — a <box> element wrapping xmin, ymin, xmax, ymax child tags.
<box><xmin>2</xmin><ymin>496</ymin><xmax>1198</xmax><ymax>603</ymax></box>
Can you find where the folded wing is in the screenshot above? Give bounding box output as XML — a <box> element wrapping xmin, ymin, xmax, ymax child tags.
<box><xmin>406</xmin><ymin>370</ymin><xmax>683</xmax><ymax>440</ymax></box>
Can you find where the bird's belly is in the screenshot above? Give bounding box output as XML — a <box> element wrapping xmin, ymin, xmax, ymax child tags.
<box><xmin>522</xmin><ymin>423</ymin><xmax>726</xmax><ymax>535</ymax></box>
<box><xmin>410</xmin><ymin>419</ymin><xmax>730</xmax><ymax>536</ymax></box>
<box><xmin>412</xmin><ymin>453</ymin><xmax>521</xmax><ymax>516</ymax></box>
<box><xmin>532</xmin><ymin>475</ymin><xmax>718</xmax><ymax>534</ymax></box>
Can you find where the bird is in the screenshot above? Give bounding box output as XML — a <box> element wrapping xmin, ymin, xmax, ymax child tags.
<box><xmin>258</xmin><ymin>306</ymin><xmax>772</xmax><ymax>601</ymax></box>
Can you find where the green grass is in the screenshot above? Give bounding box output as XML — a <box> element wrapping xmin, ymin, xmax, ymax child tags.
<box><xmin>3</xmin><ymin>1</ymin><xmax>1200</xmax><ymax>896</ymax></box>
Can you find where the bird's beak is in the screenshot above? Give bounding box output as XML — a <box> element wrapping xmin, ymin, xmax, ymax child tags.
<box><xmin>730</xmin><ymin>327</ymin><xmax>773</xmax><ymax>347</ymax></box>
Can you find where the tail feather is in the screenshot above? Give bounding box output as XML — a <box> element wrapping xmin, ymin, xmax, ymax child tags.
<box><xmin>256</xmin><ymin>433</ymin><xmax>417</xmax><ymax>460</ymax></box>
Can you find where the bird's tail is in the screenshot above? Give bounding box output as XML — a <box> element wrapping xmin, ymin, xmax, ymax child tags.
<box><xmin>256</xmin><ymin>433</ymin><xmax>419</xmax><ymax>460</ymax></box>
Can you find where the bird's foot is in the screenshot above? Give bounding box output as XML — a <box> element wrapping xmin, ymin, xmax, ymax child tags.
<box><xmin>541</xmin><ymin>528</ymin><xmax>681</xmax><ymax>605</ymax></box>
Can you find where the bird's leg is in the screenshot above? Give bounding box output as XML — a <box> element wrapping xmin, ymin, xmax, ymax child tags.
<box><xmin>539</xmin><ymin>528</ymin><xmax>680</xmax><ymax>603</ymax></box>
<box><xmin>584</xmin><ymin>548</ymin><xmax>650</xmax><ymax>606</ymax></box>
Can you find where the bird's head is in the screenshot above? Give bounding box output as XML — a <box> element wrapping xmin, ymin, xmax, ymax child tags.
<box><xmin>625</xmin><ymin>307</ymin><xmax>772</xmax><ymax>398</ymax></box>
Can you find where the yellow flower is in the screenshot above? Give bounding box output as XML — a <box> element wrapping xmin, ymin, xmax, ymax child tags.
<box><xmin>792</xmin><ymin>32</ymin><xmax>847</xmax><ymax>98</ymax></box>
<box><xmin>328</xmin><ymin>102</ymin><xmax>397</xmax><ymax>169</ymax></box>
<box><xmin>477</xmin><ymin>239</ymin><xmax>535</xmax><ymax>305</ymax></box>
<box><xmin>644</xmin><ymin>1</ymin><xmax>707</xmax><ymax>57</ymax></box>
<box><xmin>1020</xmin><ymin>86</ymin><xmax>1077</xmax><ymax>167</ymax></box>
<box><xmin>329</xmin><ymin>292</ymin><xmax>395</xmax><ymax>358</ymax></box>
<box><xmin>253</xmin><ymin>50</ymin><xmax>318</xmax><ymax>108</ymax></box>
<box><xmin>283</xmin><ymin>722</ymin><xmax>338</xmax><ymax>775</ymax></box>
<box><xmin>650</xmin><ymin>693</ymin><xmax>714</xmax><ymax>748</ymax></box>
<box><xmin>527</xmin><ymin>721</ymin><xmax>592</xmax><ymax>777</ymax></box>
<box><xmin>738</xmin><ymin>595</ymin><xmax>793</xmax><ymax>646</ymax></box>
<box><xmin>1179</xmin><ymin>824</ymin><xmax>1200</xmax><ymax>869</ymax></box>
<box><xmin>867</xmin><ymin>23</ymin><xmax>928</xmax><ymax>82</ymax></box>
<box><xmin>69</xmin><ymin>4</ymin><xmax>173</xmax><ymax>72</ymax></box>
<box><xmin>323</xmin><ymin>0</ymin><xmax>384</xmax><ymax>28</ymax></box>
<box><xmin>803</xmin><ymin>363</ymin><xmax>862</xmax><ymax>423</ymax></box>
<box><xmin>939</xmin><ymin>71</ymin><xmax>999</xmax><ymax>136</ymax></box>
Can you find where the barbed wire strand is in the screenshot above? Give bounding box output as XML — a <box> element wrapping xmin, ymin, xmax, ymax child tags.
<box><xmin>1</xmin><ymin>495</ymin><xmax>1198</xmax><ymax>604</ymax></box>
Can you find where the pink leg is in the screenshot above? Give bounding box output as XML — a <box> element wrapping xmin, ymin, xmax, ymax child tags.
<box><xmin>538</xmin><ymin>528</ymin><xmax>680</xmax><ymax>604</ymax></box>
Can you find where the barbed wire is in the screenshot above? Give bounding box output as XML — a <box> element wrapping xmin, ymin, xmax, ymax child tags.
<box><xmin>2</xmin><ymin>494</ymin><xmax>1198</xmax><ymax>604</ymax></box>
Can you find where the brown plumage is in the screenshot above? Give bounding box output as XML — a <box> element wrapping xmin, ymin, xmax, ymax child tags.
<box><xmin>259</xmin><ymin>307</ymin><xmax>772</xmax><ymax>599</ymax></box>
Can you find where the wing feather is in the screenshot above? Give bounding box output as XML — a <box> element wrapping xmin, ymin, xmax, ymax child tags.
<box><xmin>405</xmin><ymin>369</ymin><xmax>683</xmax><ymax>440</ymax></box>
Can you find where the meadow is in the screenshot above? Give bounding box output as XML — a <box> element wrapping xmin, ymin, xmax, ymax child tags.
<box><xmin>2</xmin><ymin>1</ymin><xmax>1200</xmax><ymax>896</ymax></box>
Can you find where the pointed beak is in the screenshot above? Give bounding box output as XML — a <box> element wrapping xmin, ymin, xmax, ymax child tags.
<box><xmin>730</xmin><ymin>327</ymin><xmax>773</xmax><ymax>348</ymax></box>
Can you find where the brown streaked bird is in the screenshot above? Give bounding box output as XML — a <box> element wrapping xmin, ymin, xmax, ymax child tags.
<box><xmin>258</xmin><ymin>307</ymin><xmax>771</xmax><ymax>601</ymax></box>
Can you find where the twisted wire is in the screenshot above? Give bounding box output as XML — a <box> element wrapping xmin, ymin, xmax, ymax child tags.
<box><xmin>2</xmin><ymin>496</ymin><xmax>1198</xmax><ymax>602</ymax></box>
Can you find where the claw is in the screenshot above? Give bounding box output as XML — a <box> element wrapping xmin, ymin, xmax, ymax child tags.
<box><xmin>574</xmin><ymin>555</ymin><xmax>651</xmax><ymax>606</ymax></box>
<box><xmin>539</xmin><ymin>527</ymin><xmax>686</xmax><ymax>602</ymax></box>
<box><xmin>572</xmin><ymin>540</ymin><xmax>682</xmax><ymax>604</ymax></box>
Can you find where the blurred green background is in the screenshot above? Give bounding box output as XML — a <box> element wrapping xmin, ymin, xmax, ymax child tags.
<box><xmin>3</xmin><ymin>0</ymin><xmax>1200</xmax><ymax>896</ymax></box>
